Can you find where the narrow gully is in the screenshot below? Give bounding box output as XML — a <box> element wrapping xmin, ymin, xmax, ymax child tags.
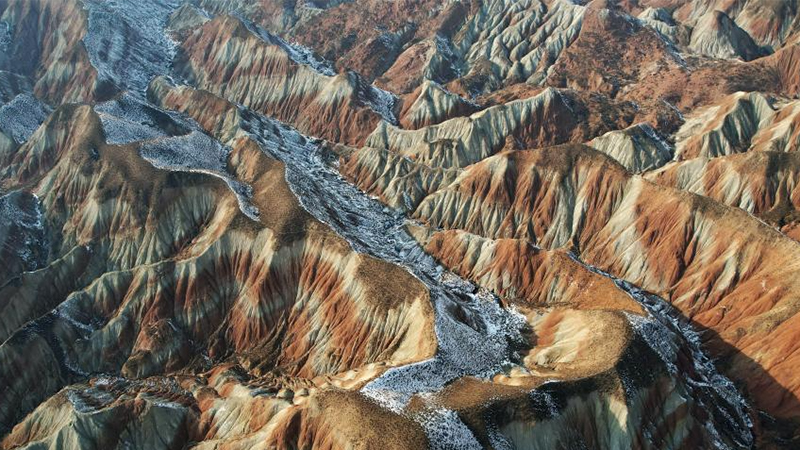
<box><xmin>75</xmin><ymin>1</ymin><xmax>756</xmax><ymax>447</ymax></box>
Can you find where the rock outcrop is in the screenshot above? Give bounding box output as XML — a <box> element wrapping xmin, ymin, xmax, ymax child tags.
<box><xmin>648</xmin><ymin>151</ymin><xmax>800</xmax><ymax>233</ymax></box>
<box><xmin>363</xmin><ymin>88</ymin><xmax>635</xmax><ymax>169</ymax></box>
<box><xmin>398</xmin><ymin>80</ymin><xmax>479</xmax><ymax>130</ymax></box>
<box><xmin>174</xmin><ymin>15</ymin><xmax>395</xmax><ymax>146</ymax></box>
<box><xmin>673</xmin><ymin>92</ymin><xmax>800</xmax><ymax>160</ymax></box>
<box><xmin>0</xmin><ymin>0</ymin><xmax>99</xmax><ymax>104</ymax></box>
<box><xmin>688</xmin><ymin>10</ymin><xmax>765</xmax><ymax>61</ymax></box>
<box><xmin>677</xmin><ymin>0</ymin><xmax>800</xmax><ymax>50</ymax></box>
<box><xmin>411</xmin><ymin>144</ymin><xmax>800</xmax><ymax>440</ymax></box>
<box><xmin>0</xmin><ymin>99</ymin><xmax>435</xmax><ymax>435</ymax></box>
<box><xmin>589</xmin><ymin>123</ymin><xmax>673</xmax><ymax>172</ymax></box>
<box><xmin>445</xmin><ymin>0</ymin><xmax>586</xmax><ymax>95</ymax></box>
<box><xmin>5</xmin><ymin>0</ymin><xmax>800</xmax><ymax>447</ymax></box>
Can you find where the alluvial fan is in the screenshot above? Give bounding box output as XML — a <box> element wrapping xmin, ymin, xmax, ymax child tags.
<box><xmin>1</xmin><ymin>0</ymin><xmax>800</xmax><ymax>448</ymax></box>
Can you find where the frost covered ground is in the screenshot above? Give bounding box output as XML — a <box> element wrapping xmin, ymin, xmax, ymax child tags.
<box><xmin>66</xmin><ymin>0</ymin><xmax>756</xmax><ymax>446</ymax></box>
<box><xmin>239</xmin><ymin>107</ymin><xmax>530</xmax><ymax>448</ymax></box>
<box><xmin>233</xmin><ymin>14</ymin><xmax>337</xmax><ymax>77</ymax></box>
<box><xmin>82</xmin><ymin>0</ymin><xmax>182</xmax><ymax>95</ymax></box>
<box><xmin>226</xmin><ymin>9</ymin><xmax>400</xmax><ymax>125</ymax></box>
<box><xmin>139</xmin><ymin>131</ymin><xmax>259</xmax><ymax>220</ymax></box>
<box><xmin>0</xmin><ymin>20</ymin><xmax>11</xmax><ymax>61</ymax></box>
<box><xmin>95</xmin><ymin>94</ymin><xmax>260</xmax><ymax>220</ymax></box>
<box><xmin>0</xmin><ymin>190</ymin><xmax>47</xmax><ymax>273</ymax></box>
<box><xmin>0</xmin><ymin>94</ymin><xmax>51</xmax><ymax>144</ymax></box>
<box><xmin>95</xmin><ymin>93</ymin><xmax>189</xmax><ymax>144</ymax></box>
<box><xmin>570</xmin><ymin>253</ymin><xmax>754</xmax><ymax>449</ymax></box>
<box><xmin>231</xmin><ymin>102</ymin><xmax>753</xmax><ymax>449</ymax></box>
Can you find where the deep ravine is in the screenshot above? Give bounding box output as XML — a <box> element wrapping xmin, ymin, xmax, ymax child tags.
<box><xmin>68</xmin><ymin>0</ymin><xmax>758</xmax><ymax>447</ymax></box>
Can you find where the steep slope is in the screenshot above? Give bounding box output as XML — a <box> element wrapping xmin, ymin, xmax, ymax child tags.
<box><xmin>759</xmin><ymin>44</ymin><xmax>800</xmax><ymax>96</ymax></box>
<box><xmin>4</xmin><ymin>0</ymin><xmax>800</xmax><ymax>447</ymax></box>
<box><xmin>688</xmin><ymin>10</ymin><xmax>765</xmax><ymax>61</ymax></box>
<box><xmin>545</xmin><ymin>3</ymin><xmax>798</xmax><ymax>136</ymax></box>
<box><xmin>196</xmin><ymin>0</ymin><xmax>459</xmax><ymax>83</ymax></box>
<box><xmin>674</xmin><ymin>92</ymin><xmax>800</xmax><ymax>160</ymax></box>
<box><xmin>677</xmin><ymin>0</ymin><xmax>800</xmax><ymax>50</ymax></box>
<box><xmin>405</xmin><ymin>225</ymin><xmax>752</xmax><ymax>449</ymax></box>
<box><xmin>442</xmin><ymin>0</ymin><xmax>586</xmax><ymax>96</ymax></box>
<box><xmin>637</xmin><ymin>7</ymin><xmax>688</xmax><ymax>44</ymax></box>
<box><xmin>1</xmin><ymin>369</ymin><xmax>430</xmax><ymax>450</ymax></box>
<box><xmin>339</xmin><ymin>145</ymin><xmax>462</xmax><ymax>212</ymax></box>
<box><xmin>412</xmin><ymin>144</ymin><xmax>800</xmax><ymax>440</ymax></box>
<box><xmin>0</xmin><ymin>0</ymin><xmax>99</xmax><ymax>103</ymax></box>
<box><xmin>411</xmin><ymin>227</ymin><xmax>644</xmax><ymax>314</ymax></box>
<box><xmin>0</xmin><ymin>190</ymin><xmax>45</xmax><ymax>286</ymax></box>
<box><xmin>173</xmin><ymin>14</ymin><xmax>395</xmax><ymax>146</ymax></box>
<box><xmin>547</xmin><ymin>4</ymin><xmax>684</xmax><ymax>98</ymax></box>
<box><xmin>0</xmin><ymin>101</ymin><xmax>436</xmax><ymax>435</ymax></box>
<box><xmin>0</xmin><ymin>70</ymin><xmax>30</xmax><ymax>103</ymax></box>
<box><xmin>589</xmin><ymin>123</ymin><xmax>673</xmax><ymax>172</ymax></box>
<box><xmin>339</xmin><ymin>87</ymin><xmax>636</xmax><ymax>212</ymax></box>
<box><xmin>647</xmin><ymin>151</ymin><xmax>800</xmax><ymax>235</ymax></box>
<box><xmin>362</xmin><ymin>87</ymin><xmax>634</xmax><ymax>169</ymax></box>
<box><xmin>147</xmin><ymin>77</ymin><xmax>758</xmax><ymax>449</ymax></box>
<box><xmin>398</xmin><ymin>80</ymin><xmax>479</xmax><ymax>130</ymax></box>
<box><xmin>212</xmin><ymin>0</ymin><xmax>586</xmax><ymax>97</ymax></box>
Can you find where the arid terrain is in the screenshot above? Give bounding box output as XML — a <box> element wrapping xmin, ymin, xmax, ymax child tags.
<box><xmin>1</xmin><ymin>0</ymin><xmax>799</xmax><ymax>448</ymax></box>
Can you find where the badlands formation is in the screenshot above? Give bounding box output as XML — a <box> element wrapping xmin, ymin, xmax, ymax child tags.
<box><xmin>0</xmin><ymin>0</ymin><xmax>799</xmax><ymax>449</ymax></box>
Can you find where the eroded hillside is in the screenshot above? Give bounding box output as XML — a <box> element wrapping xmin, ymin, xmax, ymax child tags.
<box><xmin>1</xmin><ymin>0</ymin><xmax>799</xmax><ymax>448</ymax></box>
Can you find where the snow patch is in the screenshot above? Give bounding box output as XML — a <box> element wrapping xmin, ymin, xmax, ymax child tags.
<box><xmin>95</xmin><ymin>93</ymin><xmax>187</xmax><ymax>144</ymax></box>
<box><xmin>663</xmin><ymin>99</ymin><xmax>685</xmax><ymax>121</ymax></box>
<box><xmin>416</xmin><ymin>405</ymin><xmax>483</xmax><ymax>450</ymax></box>
<box><xmin>568</xmin><ymin>253</ymin><xmax>754</xmax><ymax>449</ymax></box>
<box><xmin>95</xmin><ymin>95</ymin><xmax>259</xmax><ymax>220</ymax></box>
<box><xmin>0</xmin><ymin>191</ymin><xmax>47</xmax><ymax>272</ymax></box>
<box><xmin>139</xmin><ymin>132</ymin><xmax>259</xmax><ymax>220</ymax></box>
<box><xmin>362</xmin><ymin>84</ymin><xmax>399</xmax><ymax>125</ymax></box>
<box><xmin>0</xmin><ymin>94</ymin><xmax>51</xmax><ymax>144</ymax></box>
<box><xmin>82</xmin><ymin>0</ymin><xmax>182</xmax><ymax>95</ymax></box>
<box><xmin>233</xmin><ymin>104</ymin><xmax>528</xmax><ymax>441</ymax></box>
<box><xmin>140</xmin><ymin>131</ymin><xmax>227</xmax><ymax>173</ymax></box>
<box><xmin>233</xmin><ymin>15</ymin><xmax>336</xmax><ymax>76</ymax></box>
<box><xmin>67</xmin><ymin>386</ymin><xmax>117</xmax><ymax>413</ymax></box>
<box><xmin>0</xmin><ymin>20</ymin><xmax>11</xmax><ymax>54</ymax></box>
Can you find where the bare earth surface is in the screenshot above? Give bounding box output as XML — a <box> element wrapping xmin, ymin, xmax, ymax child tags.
<box><xmin>1</xmin><ymin>0</ymin><xmax>800</xmax><ymax>448</ymax></box>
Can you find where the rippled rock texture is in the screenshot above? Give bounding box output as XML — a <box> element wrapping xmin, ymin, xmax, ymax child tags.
<box><xmin>2</xmin><ymin>0</ymin><xmax>800</xmax><ymax>448</ymax></box>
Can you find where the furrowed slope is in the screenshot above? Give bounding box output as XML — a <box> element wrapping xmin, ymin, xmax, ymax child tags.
<box><xmin>173</xmin><ymin>15</ymin><xmax>394</xmax><ymax>146</ymax></box>
<box><xmin>413</xmin><ymin>144</ymin><xmax>800</xmax><ymax>438</ymax></box>
<box><xmin>0</xmin><ymin>102</ymin><xmax>435</xmax><ymax>435</ymax></box>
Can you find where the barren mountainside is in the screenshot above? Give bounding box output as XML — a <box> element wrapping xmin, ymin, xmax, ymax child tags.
<box><xmin>0</xmin><ymin>0</ymin><xmax>799</xmax><ymax>449</ymax></box>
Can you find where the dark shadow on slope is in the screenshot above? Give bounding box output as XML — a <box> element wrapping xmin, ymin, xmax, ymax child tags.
<box><xmin>682</xmin><ymin>316</ymin><xmax>800</xmax><ymax>450</ymax></box>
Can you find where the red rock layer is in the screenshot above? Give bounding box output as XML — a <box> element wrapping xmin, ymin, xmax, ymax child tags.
<box><xmin>412</xmin><ymin>144</ymin><xmax>800</xmax><ymax>436</ymax></box>
<box><xmin>545</xmin><ymin>4</ymin><xmax>795</xmax><ymax>134</ymax></box>
<box><xmin>675</xmin><ymin>0</ymin><xmax>799</xmax><ymax>49</ymax></box>
<box><xmin>0</xmin><ymin>104</ymin><xmax>436</xmax><ymax>434</ymax></box>
<box><xmin>397</xmin><ymin>81</ymin><xmax>479</xmax><ymax>129</ymax></box>
<box><xmin>174</xmin><ymin>15</ymin><xmax>388</xmax><ymax>146</ymax></box>
<box><xmin>0</xmin><ymin>190</ymin><xmax>45</xmax><ymax>286</ymax></box>
<box><xmin>339</xmin><ymin>88</ymin><xmax>636</xmax><ymax>213</ymax></box>
<box><xmin>413</xmin><ymin>227</ymin><xmax>644</xmax><ymax>314</ymax></box>
<box><xmin>0</xmin><ymin>0</ymin><xmax>99</xmax><ymax>104</ymax></box>
<box><xmin>760</xmin><ymin>44</ymin><xmax>800</xmax><ymax>96</ymax></box>
<box><xmin>273</xmin><ymin>0</ymin><xmax>459</xmax><ymax>83</ymax></box>
<box><xmin>648</xmin><ymin>152</ymin><xmax>800</xmax><ymax>231</ymax></box>
<box><xmin>1</xmin><ymin>367</ymin><xmax>429</xmax><ymax>450</ymax></box>
<box><xmin>146</xmin><ymin>80</ymin><xmax>732</xmax><ymax>448</ymax></box>
<box><xmin>1</xmin><ymin>104</ymin><xmax>103</xmax><ymax>188</ymax></box>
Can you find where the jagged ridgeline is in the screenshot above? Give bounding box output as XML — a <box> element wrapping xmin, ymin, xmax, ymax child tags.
<box><xmin>1</xmin><ymin>0</ymin><xmax>799</xmax><ymax>448</ymax></box>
